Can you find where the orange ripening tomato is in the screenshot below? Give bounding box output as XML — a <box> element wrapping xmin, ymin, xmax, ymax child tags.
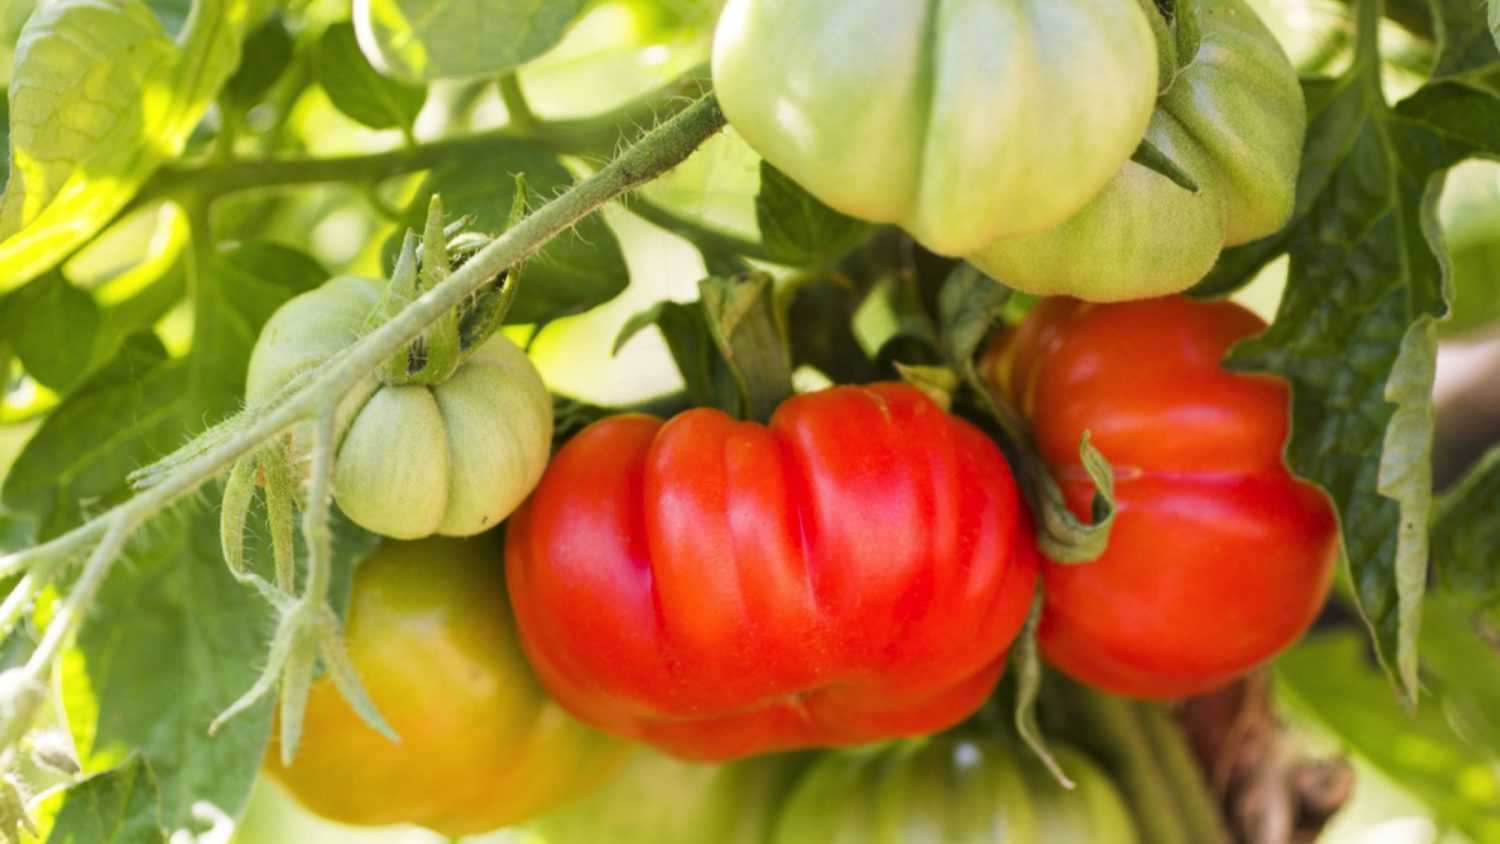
<box><xmin>506</xmin><ymin>383</ymin><xmax>1038</xmax><ymax>761</ymax></box>
<box><xmin>264</xmin><ymin>536</ymin><xmax>627</xmax><ymax>837</ymax></box>
<box><xmin>984</xmin><ymin>296</ymin><xmax>1338</xmax><ymax>699</ymax></box>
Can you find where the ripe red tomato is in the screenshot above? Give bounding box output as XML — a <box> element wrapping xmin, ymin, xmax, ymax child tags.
<box><xmin>506</xmin><ymin>383</ymin><xmax>1038</xmax><ymax>761</ymax></box>
<box><xmin>984</xmin><ymin>296</ymin><xmax>1338</xmax><ymax>699</ymax></box>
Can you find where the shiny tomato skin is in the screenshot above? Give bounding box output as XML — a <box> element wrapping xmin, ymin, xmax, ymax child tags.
<box><xmin>506</xmin><ymin>383</ymin><xmax>1038</xmax><ymax>761</ymax></box>
<box><xmin>264</xmin><ymin>536</ymin><xmax>626</xmax><ymax>837</ymax></box>
<box><xmin>985</xmin><ymin>296</ymin><xmax>1338</xmax><ymax>699</ymax></box>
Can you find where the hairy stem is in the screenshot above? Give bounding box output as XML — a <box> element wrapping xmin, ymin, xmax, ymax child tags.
<box><xmin>0</xmin><ymin>94</ymin><xmax>728</xmax><ymax>731</ymax></box>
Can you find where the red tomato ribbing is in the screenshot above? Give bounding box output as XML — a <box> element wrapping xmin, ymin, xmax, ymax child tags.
<box><xmin>506</xmin><ymin>383</ymin><xmax>1037</xmax><ymax>760</ymax></box>
<box><xmin>987</xmin><ymin>296</ymin><xmax>1338</xmax><ymax>699</ymax></box>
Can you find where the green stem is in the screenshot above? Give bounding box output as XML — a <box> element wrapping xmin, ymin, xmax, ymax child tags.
<box><xmin>136</xmin><ymin>68</ymin><xmax>710</xmax><ymax>206</ymax></box>
<box><xmin>499</xmin><ymin>74</ymin><xmax>541</xmax><ymax>134</ymax></box>
<box><xmin>1353</xmin><ymin>0</ymin><xmax>1385</xmax><ymax>77</ymax></box>
<box><xmin>1138</xmin><ymin>701</ymin><xmax>1231</xmax><ymax>843</ymax></box>
<box><xmin>1066</xmin><ymin>685</ymin><xmax>1230</xmax><ymax>844</ymax></box>
<box><xmin>628</xmin><ymin>196</ymin><xmax>775</xmax><ymax>262</ymax></box>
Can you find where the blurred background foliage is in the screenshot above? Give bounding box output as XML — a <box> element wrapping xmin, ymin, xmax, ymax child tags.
<box><xmin>1</xmin><ymin>0</ymin><xmax>1499</xmax><ymax>841</ymax></box>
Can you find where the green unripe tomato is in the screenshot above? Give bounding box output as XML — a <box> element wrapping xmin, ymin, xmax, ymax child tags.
<box><xmin>246</xmin><ymin>276</ymin><xmax>552</xmax><ymax>540</ymax></box>
<box><xmin>711</xmin><ymin>0</ymin><xmax>1160</xmax><ymax>255</ymax></box>
<box><xmin>535</xmin><ymin>750</ymin><xmax>803</xmax><ymax>844</ymax></box>
<box><xmin>970</xmin><ymin>0</ymin><xmax>1305</xmax><ymax>300</ymax></box>
<box><xmin>772</xmin><ymin>736</ymin><xmax>1137</xmax><ymax>844</ymax></box>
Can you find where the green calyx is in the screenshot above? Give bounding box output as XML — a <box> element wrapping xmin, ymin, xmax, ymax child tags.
<box><xmin>380</xmin><ymin>193</ymin><xmax>521</xmax><ymax>387</ymax></box>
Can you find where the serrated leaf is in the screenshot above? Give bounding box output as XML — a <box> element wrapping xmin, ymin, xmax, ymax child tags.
<box><xmin>0</xmin><ymin>0</ymin><xmax>267</xmax><ymax>291</ymax></box>
<box><xmin>46</xmin><ymin>758</ymin><xmax>162</xmax><ymax>844</ymax></box>
<box><xmin>352</xmin><ymin>0</ymin><xmax>589</xmax><ymax>82</ymax></box>
<box><xmin>1225</xmin><ymin>79</ymin><xmax>1500</xmax><ymax>699</ymax></box>
<box><xmin>317</xmin><ymin>21</ymin><xmax>425</xmax><ymax>131</ymax></box>
<box><xmin>392</xmin><ymin>141</ymin><xmax>628</xmax><ymax>323</ymax></box>
<box><xmin>755</xmin><ymin>162</ymin><xmax>873</xmax><ymax>268</ymax></box>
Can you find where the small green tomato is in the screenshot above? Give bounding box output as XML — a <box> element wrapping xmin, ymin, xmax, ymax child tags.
<box><xmin>246</xmin><ymin>276</ymin><xmax>552</xmax><ymax>540</ymax></box>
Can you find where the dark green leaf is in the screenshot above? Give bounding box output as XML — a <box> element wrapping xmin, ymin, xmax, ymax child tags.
<box><xmin>223</xmin><ymin>15</ymin><xmax>293</xmax><ymax>109</ymax></box>
<box><xmin>782</xmin><ymin>276</ymin><xmax>876</xmax><ymax>385</ymax></box>
<box><xmin>1429</xmin><ymin>0</ymin><xmax>1500</xmax><ymax>81</ymax></box>
<box><xmin>1433</xmin><ymin>442</ymin><xmax>1500</xmax><ymax>607</ymax></box>
<box><xmin>699</xmin><ymin>274</ymin><xmax>794</xmax><ymax>422</ymax></box>
<box><xmin>756</xmin><ymin>162</ymin><xmax>873</xmax><ymax>268</ymax></box>
<box><xmin>317</xmin><ymin>22</ymin><xmax>426</xmax><ymax>131</ymax></box>
<box><xmin>353</xmin><ymin>0</ymin><xmax>589</xmax><ymax>82</ymax></box>
<box><xmin>1227</xmin><ymin>80</ymin><xmax>1500</xmax><ymax>697</ymax></box>
<box><xmin>615</xmin><ymin>299</ymin><xmax>740</xmax><ymax>414</ymax></box>
<box><xmin>0</xmin><ymin>271</ymin><xmax>101</xmax><ymax>393</ymax></box>
<box><xmin>47</xmin><ymin>758</ymin><xmax>163</xmax><ymax>844</ymax></box>
<box><xmin>395</xmin><ymin>141</ymin><xmax>629</xmax><ymax>323</ymax></box>
<box><xmin>1278</xmin><ymin>632</ymin><xmax>1500</xmax><ymax>841</ymax></box>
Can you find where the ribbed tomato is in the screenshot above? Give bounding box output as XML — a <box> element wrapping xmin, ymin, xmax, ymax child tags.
<box><xmin>984</xmin><ymin>296</ymin><xmax>1338</xmax><ymax>698</ymax></box>
<box><xmin>506</xmin><ymin>383</ymin><xmax>1038</xmax><ymax>760</ymax></box>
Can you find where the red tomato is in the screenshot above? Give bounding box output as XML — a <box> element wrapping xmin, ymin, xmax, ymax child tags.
<box><xmin>984</xmin><ymin>296</ymin><xmax>1338</xmax><ymax>699</ymax></box>
<box><xmin>506</xmin><ymin>383</ymin><xmax>1038</xmax><ymax>761</ymax></box>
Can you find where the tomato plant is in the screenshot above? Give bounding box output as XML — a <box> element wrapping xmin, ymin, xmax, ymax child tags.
<box><xmin>265</xmin><ymin>535</ymin><xmax>627</xmax><ymax>837</ymax></box>
<box><xmin>507</xmin><ymin>383</ymin><xmax>1038</xmax><ymax>760</ymax></box>
<box><xmin>0</xmin><ymin>0</ymin><xmax>1499</xmax><ymax>841</ymax></box>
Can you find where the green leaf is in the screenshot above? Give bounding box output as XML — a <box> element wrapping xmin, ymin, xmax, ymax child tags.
<box><xmin>46</xmin><ymin>758</ymin><xmax>163</xmax><ymax>844</ymax></box>
<box><xmin>1278</xmin><ymin>632</ymin><xmax>1500</xmax><ymax>841</ymax></box>
<box><xmin>1429</xmin><ymin>0</ymin><xmax>1500</xmax><ymax>82</ymax></box>
<box><xmin>67</xmin><ymin>495</ymin><xmax>376</xmax><ymax>836</ymax></box>
<box><xmin>1225</xmin><ymin>79</ymin><xmax>1500</xmax><ymax>699</ymax></box>
<box><xmin>1492</xmin><ymin>0</ymin><xmax>1500</xmax><ymax>55</ymax></box>
<box><xmin>352</xmin><ymin>0</ymin><xmax>589</xmax><ymax>82</ymax></box>
<box><xmin>223</xmin><ymin>15</ymin><xmax>293</xmax><ymax>110</ymax></box>
<box><xmin>755</xmin><ymin>162</ymin><xmax>873</xmax><ymax>268</ymax></box>
<box><xmin>616</xmin><ymin>299</ymin><xmax>742</xmax><ymax>414</ymax></box>
<box><xmin>317</xmin><ymin>21</ymin><xmax>425</xmax><ymax>132</ymax></box>
<box><xmin>616</xmin><ymin>274</ymin><xmax>794</xmax><ymax>420</ymax></box>
<box><xmin>1434</xmin><ymin>441</ymin><xmax>1500</xmax><ymax>605</ymax></box>
<box><xmin>0</xmin><ymin>271</ymin><xmax>101</xmax><ymax>393</ymax></box>
<box><xmin>1010</xmin><ymin>594</ymin><xmax>1070</xmax><ymax>787</ymax></box>
<box><xmin>0</xmin><ymin>0</ymin><xmax>266</xmax><ymax>291</ymax></box>
<box><xmin>781</xmin><ymin>275</ymin><xmax>877</xmax><ymax>385</ymax></box>
<box><xmin>394</xmin><ymin>141</ymin><xmax>628</xmax><ymax>323</ymax></box>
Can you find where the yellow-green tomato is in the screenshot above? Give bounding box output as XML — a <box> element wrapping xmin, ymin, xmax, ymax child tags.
<box><xmin>246</xmin><ymin>276</ymin><xmax>553</xmax><ymax>539</ymax></box>
<box><xmin>265</xmin><ymin>536</ymin><xmax>628</xmax><ymax>838</ymax></box>
<box><xmin>970</xmin><ymin>0</ymin><xmax>1305</xmax><ymax>300</ymax></box>
<box><xmin>772</xmin><ymin>735</ymin><xmax>1137</xmax><ymax>844</ymax></box>
<box><xmin>711</xmin><ymin>0</ymin><xmax>1159</xmax><ymax>255</ymax></box>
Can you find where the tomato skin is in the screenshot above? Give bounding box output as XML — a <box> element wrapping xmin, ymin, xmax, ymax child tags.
<box><xmin>984</xmin><ymin>296</ymin><xmax>1338</xmax><ymax>699</ymax></box>
<box><xmin>264</xmin><ymin>536</ymin><xmax>626</xmax><ymax>837</ymax></box>
<box><xmin>711</xmin><ymin>0</ymin><xmax>1159</xmax><ymax>254</ymax></box>
<box><xmin>969</xmin><ymin>0</ymin><xmax>1306</xmax><ymax>301</ymax></box>
<box><xmin>506</xmin><ymin>383</ymin><xmax>1038</xmax><ymax>761</ymax></box>
<box><xmin>772</xmin><ymin>736</ymin><xmax>1137</xmax><ymax>844</ymax></box>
